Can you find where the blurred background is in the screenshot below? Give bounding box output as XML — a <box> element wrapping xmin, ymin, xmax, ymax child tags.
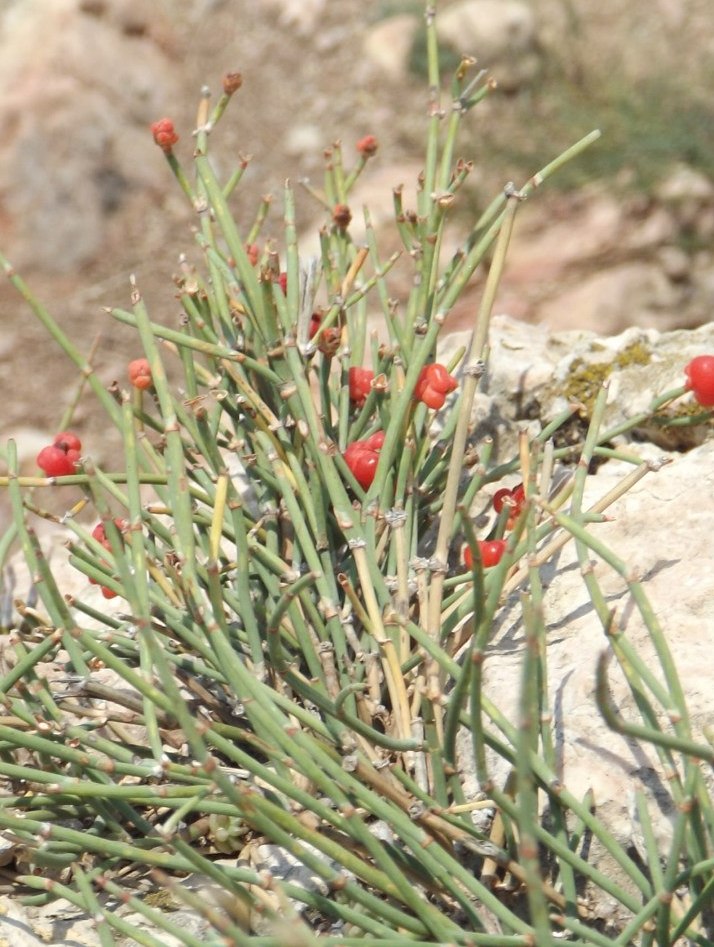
<box><xmin>0</xmin><ymin>0</ymin><xmax>712</xmax><ymax>444</ymax></box>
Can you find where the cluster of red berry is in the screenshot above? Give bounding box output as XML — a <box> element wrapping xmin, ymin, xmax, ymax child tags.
<box><xmin>413</xmin><ymin>363</ymin><xmax>458</xmax><ymax>409</ymax></box>
<box><xmin>342</xmin><ymin>363</ymin><xmax>458</xmax><ymax>489</ymax></box>
<box><xmin>150</xmin><ymin>118</ymin><xmax>179</xmax><ymax>153</ymax></box>
<box><xmin>462</xmin><ymin>483</ymin><xmax>526</xmax><ymax>570</ymax></box>
<box><xmin>463</xmin><ymin>540</ymin><xmax>507</xmax><ymax>570</ymax></box>
<box><xmin>36</xmin><ymin>432</ymin><xmax>82</xmax><ymax>478</ymax></box>
<box><xmin>128</xmin><ymin>357</ymin><xmax>152</xmax><ymax>391</ymax></box>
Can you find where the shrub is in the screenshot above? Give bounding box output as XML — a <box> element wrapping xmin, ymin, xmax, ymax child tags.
<box><xmin>0</xmin><ymin>5</ymin><xmax>711</xmax><ymax>944</ymax></box>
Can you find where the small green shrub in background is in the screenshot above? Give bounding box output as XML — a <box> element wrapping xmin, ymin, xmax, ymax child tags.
<box><xmin>484</xmin><ymin>74</ymin><xmax>714</xmax><ymax>194</ymax></box>
<box><xmin>0</xmin><ymin>4</ymin><xmax>711</xmax><ymax>945</ymax></box>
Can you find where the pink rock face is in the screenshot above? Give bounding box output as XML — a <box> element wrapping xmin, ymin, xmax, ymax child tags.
<box><xmin>436</xmin><ymin>0</ymin><xmax>539</xmax><ymax>93</ymax></box>
<box><xmin>536</xmin><ymin>263</ymin><xmax>680</xmax><ymax>335</ymax></box>
<box><xmin>0</xmin><ymin>0</ymin><xmax>176</xmax><ymax>272</ymax></box>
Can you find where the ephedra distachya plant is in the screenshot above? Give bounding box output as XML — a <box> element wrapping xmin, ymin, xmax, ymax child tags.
<box><xmin>0</xmin><ymin>8</ymin><xmax>711</xmax><ymax>944</ymax></box>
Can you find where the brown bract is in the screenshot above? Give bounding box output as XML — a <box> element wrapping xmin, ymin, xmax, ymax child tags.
<box><xmin>332</xmin><ymin>202</ymin><xmax>352</xmax><ymax>230</ymax></box>
<box><xmin>222</xmin><ymin>71</ymin><xmax>243</xmax><ymax>95</ymax></box>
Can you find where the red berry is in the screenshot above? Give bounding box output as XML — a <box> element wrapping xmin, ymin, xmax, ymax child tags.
<box><xmin>92</xmin><ymin>519</ymin><xmax>128</xmax><ymax>550</ymax></box>
<box><xmin>507</xmin><ymin>485</ymin><xmax>526</xmax><ymax>528</ymax></box>
<box><xmin>463</xmin><ymin>539</ymin><xmax>507</xmax><ymax>570</ymax></box>
<box><xmin>307</xmin><ymin>310</ymin><xmax>341</xmax><ymax>355</ymax></box>
<box><xmin>128</xmin><ymin>357</ymin><xmax>152</xmax><ymax>391</ymax></box>
<box><xmin>37</xmin><ymin>431</ymin><xmax>83</xmax><ymax>477</ymax></box>
<box><xmin>356</xmin><ymin>134</ymin><xmax>378</xmax><ymax>157</ymax></box>
<box><xmin>363</xmin><ymin>431</ymin><xmax>386</xmax><ymax>451</ymax></box>
<box><xmin>151</xmin><ymin>118</ymin><xmax>179</xmax><ymax>153</ymax></box>
<box><xmin>348</xmin><ymin>367</ymin><xmax>374</xmax><ymax>406</ymax></box>
<box><xmin>88</xmin><ymin>520</ymin><xmax>127</xmax><ymax>598</ymax></box>
<box><xmin>53</xmin><ymin>431</ymin><xmax>82</xmax><ymax>454</ymax></box>
<box><xmin>346</xmin><ymin>450</ymin><xmax>379</xmax><ymax>490</ymax></box>
<box><xmin>426</xmin><ymin>363</ymin><xmax>457</xmax><ymax>394</ymax></box>
<box><xmin>88</xmin><ymin>571</ymin><xmax>119</xmax><ymax>599</ymax></box>
<box><xmin>493</xmin><ymin>482</ymin><xmax>526</xmax><ymax>527</ymax></box>
<box><xmin>684</xmin><ymin>355</ymin><xmax>714</xmax><ymax>407</ymax></box>
<box><xmin>420</xmin><ymin>385</ymin><xmax>445</xmax><ymax>410</ymax></box>
<box><xmin>36</xmin><ymin>446</ymin><xmax>76</xmax><ymax>477</ymax></box>
<box><xmin>480</xmin><ymin>539</ymin><xmax>507</xmax><ymax>568</ymax></box>
<box><xmin>309</xmin><ymin>312</ymin><xmax>322</xmax><ymax>338</ymax></box>
<box><xmin>344</xmin><ymin>432</ymin><xmax>384</xmax><ymax>490</ymax></box>
<box><xmin>414</xmin><ymin>363</ymin><xmax>458</xmax><ymax>409</ymax></box>
<box><xmin>492</xmin><ymin>488</ymin><xmax>512</xmax><ymax>514</ymax></box>
<box><xmin>278</xmin><ymin>271</ymin><xmax>288</xmax><ymax>294</ymax></box>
